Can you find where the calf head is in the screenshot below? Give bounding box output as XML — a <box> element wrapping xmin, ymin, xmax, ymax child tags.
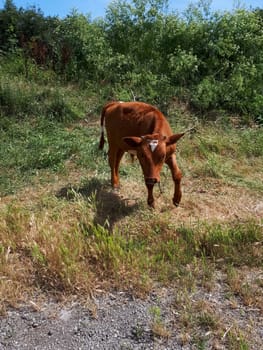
<box><xmin>123</xmin><ymin>132</ymin><xmax>184</xmax><ymax>187</ymax></box>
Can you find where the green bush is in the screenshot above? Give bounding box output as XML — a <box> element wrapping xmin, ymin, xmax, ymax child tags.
<box><xmin>0</xmin><ymin>0</ymin><xmax>263</xmax><ymax>121</ymax></box>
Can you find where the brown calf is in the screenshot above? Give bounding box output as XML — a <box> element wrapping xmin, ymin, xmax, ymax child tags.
<box><xmin>99</xmin><ymin>101</ymin><xmax>184</xmax><ymax>208</ymax></box>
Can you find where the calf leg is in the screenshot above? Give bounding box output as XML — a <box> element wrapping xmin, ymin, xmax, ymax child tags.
<box><xmin>108</xmin><ymin>147</ymin><xmax>124</xmax><ymax>188</ymax></box>
<box><xmin>166</xmin><ymin>154</ymin><xmax>182</xmax><ymax>206</ymax></box>
<box><xmin>146</xmin><ymin>184</ymin><xmax>155</xmax><ymax>208</ymax></box>
<box><xmin>115</xmin><ymin>149</ymin><xmax>125</xmax><ymax>186</ymax></box>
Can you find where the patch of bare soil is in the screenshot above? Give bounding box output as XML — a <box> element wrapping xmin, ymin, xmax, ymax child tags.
<box><xmin>173</xmin><ymin>177</ymin><xmax>263</xmax><ymax>222</ymax></box>
<box><xmin>116</xmin><ymin>175</ymin><xmax>263</xmax><ymax>225</ymax></box>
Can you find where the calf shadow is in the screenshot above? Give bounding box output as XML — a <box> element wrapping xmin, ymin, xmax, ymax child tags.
<box><xmin>56</xmin><ymin>177</ymin><xmax>140</xmax><ymax>231</ymax></box>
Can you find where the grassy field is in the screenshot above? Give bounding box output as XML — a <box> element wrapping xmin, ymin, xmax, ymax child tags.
<box><xmin>0</xmin><ymin>71</ymin><xmax>262</xmax><ymax>348</ymax></box>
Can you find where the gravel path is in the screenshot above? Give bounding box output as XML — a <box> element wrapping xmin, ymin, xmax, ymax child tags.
<box><xmin>0</xmin><ymin>290</ymin><xmax>183</xmax><ymax>350</ymax></box>
<box><xmin>1</xmin><ymin>274</ymin><xmax>262</xmax><ymax>350</ymax></box>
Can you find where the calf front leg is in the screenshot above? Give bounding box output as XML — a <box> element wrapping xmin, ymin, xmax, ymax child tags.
<box><xmin>166</xmin><ymin>154</ymin><xmax>182</xmax><ymax>206</ymax></box>
<box><xmin>146</xmin><ymin>184</ymin><xmax>155</xmax><ymax>208</ymax></box>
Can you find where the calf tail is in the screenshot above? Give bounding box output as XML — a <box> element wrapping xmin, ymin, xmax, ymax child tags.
<box><xmin>99</xmin><ymin>101</ymin><xmax>117</xmax><ymax>150</ymax></box>
<box><xmin>99</xmin><ymin>104</ymin><xmax>107</xmax><ymax>150</ymax></box>
<box><xmin>99</xmin><ymin>127</ymin><xmax>105</xmax><ymax>150</ymax></box>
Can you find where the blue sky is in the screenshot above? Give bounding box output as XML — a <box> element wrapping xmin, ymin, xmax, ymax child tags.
<box><xmin>0</xmin><ymin>0</ymin><xmax>262</xmax><ymax>19</ymax></box>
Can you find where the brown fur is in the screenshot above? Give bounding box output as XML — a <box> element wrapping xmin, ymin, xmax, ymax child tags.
<box><xmin>99</xmin><ymin>101</ymin><xmax>184</xmax><ymax>208</ymax></box>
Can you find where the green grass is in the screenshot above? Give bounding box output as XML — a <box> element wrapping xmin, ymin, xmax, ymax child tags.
<box><xmin>0</xmin><ymin>77</ymin><xmax>80</xmax><ymax>121</ymax></box>
<box><xmin>0</xmin><ymin>116</ymin><xmax>108</xmax><ymax>195</ymax></box>
<box><xmin>177</xmin><ymin>221</ymin><xmax>262</xmax><ymax>265</ymax></box>
<box><xmin>177</xmin><ymin>123</ymin><xmax>263</xmax><ymax>191</ymax></box>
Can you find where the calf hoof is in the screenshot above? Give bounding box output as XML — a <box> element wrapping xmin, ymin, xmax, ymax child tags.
<box><xmin>112</xmin><ymin>187</ymin><xmax>120</xmax><ymax>193</ymax></box>
<box><xmin>173</xmin><ymin>198</ymin><xmax>180</xmax><ymax>207</ymax></box>
<box><xmin>147</xmin><ymin>200</ymin><xmax>155</xmax><ymax>208</ymax></box>
<box><xmin>173</xmin><ymin>193</ymin><xmax>182</xmax><ymax>207</ymax></box>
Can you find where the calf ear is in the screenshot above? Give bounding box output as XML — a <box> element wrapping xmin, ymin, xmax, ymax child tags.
<box><xmin>123</xmin><ymin>136</ymin><xmax>142</xmax><ymax>148</ymax></box>
<box><xmin>166</xmin><ymin>133</ymin><xmax>184</xmax><ymax>146</ymax></box>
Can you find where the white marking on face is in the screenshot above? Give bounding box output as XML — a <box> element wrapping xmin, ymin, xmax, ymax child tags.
<box><xmin>149</xmin><ymin>140</ymin><xmax>158</xmax><ymax>152</ymax></box>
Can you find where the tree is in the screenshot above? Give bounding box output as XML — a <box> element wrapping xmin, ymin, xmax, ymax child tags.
<box><xmin>0</xmin><ymin>0</ymin><xmax>19</xmax><ymax>51</ymax></box>
<box><xmin>53</xmin><ymin>10</ymin><xmax>109</xmax><ymax>81</ymax></box>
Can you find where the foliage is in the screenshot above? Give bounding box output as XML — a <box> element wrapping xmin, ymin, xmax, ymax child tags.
<box><xmin>52</xmin><ymin>10</ymin><xmax>109</xmax><ymax>81</ymax></box>
<box><xmin>0</xmin><ymin>0</ymin><xmax>262</xmax><ymax>122</ymax></box>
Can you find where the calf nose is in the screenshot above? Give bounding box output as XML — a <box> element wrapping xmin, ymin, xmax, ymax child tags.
<box><xmin>145</xmin><ymin>178</ymin><xmax>158</xmax><ymax>186</ymax></box>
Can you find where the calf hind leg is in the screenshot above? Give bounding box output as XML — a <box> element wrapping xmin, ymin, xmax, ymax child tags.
<box><xmin>108</xmin><ymin>147</ymin><xmax>124</xmax><ymax>188</ymax></box>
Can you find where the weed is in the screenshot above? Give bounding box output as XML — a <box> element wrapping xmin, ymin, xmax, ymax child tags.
<box><xmin>197</xmin><ymin>311</ymin><xmax>219</xmax><ymax>331</ymax></box>
<box><xmin>31</xmin><ymin>243</ymin><xmax>46</xmax><ymax>265</ymax></box>
<box><xmin>226</xmin><ymin>326</ymin><xmax>250</xmax><ymax>350</ymax></box>
<box><xmin>149</xmin><ymin>306</ymin><xmax>171</xmax><ymax>339</ymax></box>
<box><xmin>226</xmin><ymin>266</ymin><xmax>263</xmax><ymax>309</ymax></box>
<box><xmin>226</xmin><ymin>265</ymin><xmax>241</xmax><ymax>295</ymax></box>
<box><xmin>131</xmin><ymin>323</ymin><xmax>145</xmax><ymax>341</ymax></box>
